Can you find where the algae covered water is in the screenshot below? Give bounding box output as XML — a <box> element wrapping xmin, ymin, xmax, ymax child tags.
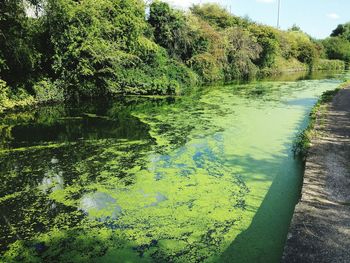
<box><xmin>0</xmin><ymin>71</ymin><xmax>348</xmax><ymax>262</ymax></box>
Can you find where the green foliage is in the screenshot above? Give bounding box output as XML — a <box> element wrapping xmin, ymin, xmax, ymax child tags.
<box><xmin>0</xmin><ymin>79</ymin><xmax>11</xmax><ymax>112</ymax></box>
<box><xmin>43</xmin><ymin>0</ymin><xmax>198</xmax><ymax>97</ymax></box>
<box><xmin>322</xmin><ymin>37</ymin><xmax>350</xmax><ymax>63</ymax></box>
<box><xmin>288</xmin><ymin>24</ymin><xmax>302</xmax><ymax>32</ymax></box>
<box><xmin>275</xmin><ymin>30</ymin><xmax>324</xmax><ymax>69</ymax></box>
<box><xmin>323</xmin><ymin>23</ymin><xmax>350</xmax><ymax>64</ymax></box>
<box><xmin>190</xmin><ymin>3</ymin><xmax>244</xmax><ymax>29</ymax></box>
<box><xmin>0</xmin><ymin>0</ymin><xmax>348</xmax><ymax>105</ymax></box>
<box><xmin>45</xmin><ymin>0</ymin><xmax>146</xmax><ymax>96</ymax></box>
<box><xmin>149</xmin><ymin>1</ymin><xmax>189</xmax><ymax>59</ymax></box>
<box><xmin>264</xmin><ymin>57</ymin><xmax>308</xmax><ymax>76</ymax></box>
<box><xmin>222</xmin><ymin>27</ymin><xmax>261</xmax><ymax>79</ymax></box>
<box><xmin>313</xmin><ymin>59</ymin><xmax>345</xmax><ymax>71</ymax></box>
<box><xmin>331</xmin><ymin>22</ymin><xmax>350</xmax><ymax>41</ymax></box>
<box><xmin>296</xmin><ymin>41</ymin><xmax>318</xmax><ymax>66</ymax></box>
<box><xmin>188</xmin><ymin>53</ymin><xmax>223</xmax><ymax>82</ymax></box>
<box><xmin>0</xmin><ymin>0</ymin><xmax>42</xmax><ymax>86</ymax></box>
<box><xmin>185</xmin><ymin>15</ymin><xmax>225</xmax><ymax>82</ymax></box>
<box><xmin>149</xmin><ymin>2</ymin><xmax>224</xmax><ymax>65</ymax></box>
<box><xmin>33</xmin><ymin>79</ymin><xmax>64</xmax><ymax>103</ymax></box>
<box><xmin>248</xmin><ymin>24</ymin><xmax>279</xmax><ymax>68</ymax></box>
<box><xmin>0</xmin><ymin>79</ymin><xmax>35</xmax><ymax>113</ymax></box>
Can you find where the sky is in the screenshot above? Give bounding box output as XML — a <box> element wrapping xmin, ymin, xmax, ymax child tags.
<box><xmin>163</xmin><ymin>0</ymin><xmax>350</xmax><ymax>39</ymax></box>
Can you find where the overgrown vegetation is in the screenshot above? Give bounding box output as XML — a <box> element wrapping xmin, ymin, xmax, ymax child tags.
<box><xmin>0</xmin><ymin>0</ymin><xmax>349</xmax><ymax>113</ymax></box>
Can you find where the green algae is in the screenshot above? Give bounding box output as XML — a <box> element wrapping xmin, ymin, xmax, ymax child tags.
<box><xmin>1</xmin><ymin>71</ymin><xmax>349</xmax><ymax>262</ymax></box>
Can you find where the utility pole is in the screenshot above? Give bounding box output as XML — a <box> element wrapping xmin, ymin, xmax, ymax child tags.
<box><xmin>277</xmin><ymin>0</ymin><xmax>281</xmax><ymax>28</ymax></box>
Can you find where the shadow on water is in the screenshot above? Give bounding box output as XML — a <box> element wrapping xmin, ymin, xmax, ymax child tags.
<box><xmin>0</xmin><ymin>96</ymin><xmax>178</xmax><ymax>149</ymax></box>
<box><xmin>219</xmin><ymin>153</ymin><xmax>304</xmax><ymax>263</ymax></box>
<box><xmin>218</xmin><ymin>115</ymin><xmax>311</xmax><ymax>263</ymax></box>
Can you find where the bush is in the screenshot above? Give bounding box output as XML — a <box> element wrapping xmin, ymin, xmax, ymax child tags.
<box><xmin>46</xmin><ymin>0</ymin><xmax>152</xmax><ymax>97</ymax></box>
<box><xmin>296</xmin><ymin>41</ymin><xmax>318</xmax><ymax>66</ymax></box>
<box><xmin>264</xmin><ymin>57</ymin><xmax>308</xmax><ymax>76</ymax></box>
<box><xmin>0</xmin><ymin>80</ymin><xmax>12</xmax><ymax>112</ymax></box>
<box><xmin>33</xmin><ymin>79</ymin><xmax>65</xmax><ymax>103</ymax></box>
<box><xmin>188</xmin><ymin>53</ymin><xmax>223</xmax><ymax>83</ymax></box>
<box><xmin>164</xmin><ymin>60</ymin><xmax>199</xmax><ymax>88</ymax></box>
<box><xmin>190</xmin><ymin>3</ymin><xmax>239</xmax><ymax>29</ymax></box>
<box><xmin>0</xmin><ymin>79</ymin><xmax>35</xmax><ymax>113</ymax></box>
<box><xmin>248</xmin><ymin>24</ymin><xmax>279</xmax><ymax>68</ymax></box>
<box><xmin>322</xmin><ymin>37</ymin><xmax>350</xmax><ymax>63</ymax></box>
<box><xmin>223</xmin><ymin>27</ymin><xmax>261</xmax><ymax>80</ymax></box>
<box><xmin>313</xmin><ymin>59</ymin><xmax>346</xmax><ymax>71</ymax></box>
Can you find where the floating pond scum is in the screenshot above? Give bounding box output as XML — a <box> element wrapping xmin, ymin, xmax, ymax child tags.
<box><xmin>0</xmin><ymin>71</ymin><xmax>349</xmax><ymax>262</ymax></box>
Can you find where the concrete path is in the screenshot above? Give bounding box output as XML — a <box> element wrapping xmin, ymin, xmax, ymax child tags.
<box><xmin>282</xmin><ymin>88</ymin><xmax>350</xmax><ymax>263</ymax></box>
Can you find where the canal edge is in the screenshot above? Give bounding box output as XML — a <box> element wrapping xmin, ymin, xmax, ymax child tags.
<box><xmin>282</xmin><ymin>81</ymin><xmax>350</xmax><ymax>262</ymax></box>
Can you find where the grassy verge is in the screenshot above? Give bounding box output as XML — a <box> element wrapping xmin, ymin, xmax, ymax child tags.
<box><xmin>293</xmin><ymin>80</ymin><xmax>350</xmax><ymax>158</ymax></box>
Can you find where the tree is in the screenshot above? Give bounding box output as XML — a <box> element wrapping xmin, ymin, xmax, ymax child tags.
<box><xmin>44</xmin><ymin>0</ymin><xmax>149</xmax><ymax>96</ymax></box>
<box><xmin>148</xmin><ymin>1</ymin><xmax>193</xmax><ymax>60</ymax></box>
<box><xmin>190</xmin><ymin>3</ymin><xmax>241</xmax><ymax>29</ymax></box>
<box><xmin>223</xmin><ymin>27</ymin><xmax>262</xmax><ymax>79</ymax></box>
<box><xmin>288</xmin><ymin>24</ymin><xmax>301</xmax><ymax>32</ymax></box>
<box><xmin>331</xmin><ymin>22</ymin><xmax>350</xmax><ymax>41</ymax></box>
<box><xmin>248</xmin><ymin>24</ymin><xmax>279</xmax><ymax>68</ymax></box>
<box><xmin>296</xmin><ymin>41</ymin><xmax>318</xmax><ymax>66</ymax></box>
<box><xmin>322</xmin><ymin>37</ymin><xmax>350</xmax><ymax>62</ymax></box>
<box><xmin>0</xmin><ymin>0</ymin><xmax>42</xmax><ymax>86</ymax></box>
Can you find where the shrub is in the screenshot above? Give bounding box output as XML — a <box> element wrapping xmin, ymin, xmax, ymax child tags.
<box><xmin>248</xmin><ymin>24</ymin><xmax>279</xmax><ymax>68</ymax></box>
<box><xmin>322</xmin><ymin>37</ymin><xmax>350</xmax><ymax>63</ymax></box>
<box><xmin>331</xmin><ymin>22</ymin><xmax>350</xmax><ymax>41</ymax></box>
<box><xmin>0</xmin><ymin>80</ymin><xmax>12</xmax><ymax>112</ymax></box>
<box><xmin>0</xmin><ymin>79</ymin><xmax>35</xmax><ymax>113</ymax></box>
<box><xmin>190</xmin><ymin>3</ymin><xmax>238</xmax><ymax>29</ymax></box>
<box><xmin>33</xmin><ymin>79</ymin><xmax>65</xmax><ymax>103</ymax></box>
<box><xmin>188</xmin><ymin>53</ymin><xmax>223</xmax><ymax>83</ymax></box>
<box><xmin>223</xmin><ymin>27</ymin><xmax>261</xmax><ymax>80</ymax></box>
<box><xmin>296</xmin><ymin>41</ymin><xmax>318</xmax><ymax>66</ymax></box>
<box><xmin>313</xmin><ymin>59</ymin><xmax>346</xmax><ymax>71</ymax></box>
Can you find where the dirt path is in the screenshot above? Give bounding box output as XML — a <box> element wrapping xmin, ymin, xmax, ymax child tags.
<box><xmin>282</xmin><ymin>88</ymin><xmax>350</xmax><ymax>263</ymax></box>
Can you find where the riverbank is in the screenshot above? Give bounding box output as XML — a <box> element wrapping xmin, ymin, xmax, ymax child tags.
<box><xmin>283</xmin><ymin>85</ymin><xmax>350</xmax><ymax>262</ymax></box>
<box><xmin>1</xmin><ymin>69</ymin><xmax>346</xmax><ymax>116</ymax></box>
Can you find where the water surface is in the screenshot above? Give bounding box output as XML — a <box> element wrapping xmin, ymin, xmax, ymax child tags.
<box><xmin>0</xmin><ymin>71</ymin><xmax>348</xmax><ymax>262</ymax></box>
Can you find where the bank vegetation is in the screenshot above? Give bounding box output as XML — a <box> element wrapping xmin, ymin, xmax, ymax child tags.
<box><xmin>1</xmin><ymin>0</ymin><xmax>350</xmax><ymax>112</ymax></box>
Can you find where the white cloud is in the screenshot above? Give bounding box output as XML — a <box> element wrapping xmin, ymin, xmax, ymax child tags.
<box><xmin>256</xmin><ymin>0</ymin><xmax>275</xmax><ymax>3</ymax></box>
<box><xmin>327</xmin><ymin>13</ymin><xmax>340</xmax><ymax>20</ymax></box>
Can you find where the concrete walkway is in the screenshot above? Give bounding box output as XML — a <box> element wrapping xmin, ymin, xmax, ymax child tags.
<box><xmin>282</xmin><ymin>88</ymin><xmax>350</xmax><ymax>263</ymax></box>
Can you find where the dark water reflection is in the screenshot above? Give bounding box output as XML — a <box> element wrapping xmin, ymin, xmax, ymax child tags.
<box><xmin>2</xmin><ymin>99</ymin><xmax>158</xmax><ymax>148</ymax></box>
